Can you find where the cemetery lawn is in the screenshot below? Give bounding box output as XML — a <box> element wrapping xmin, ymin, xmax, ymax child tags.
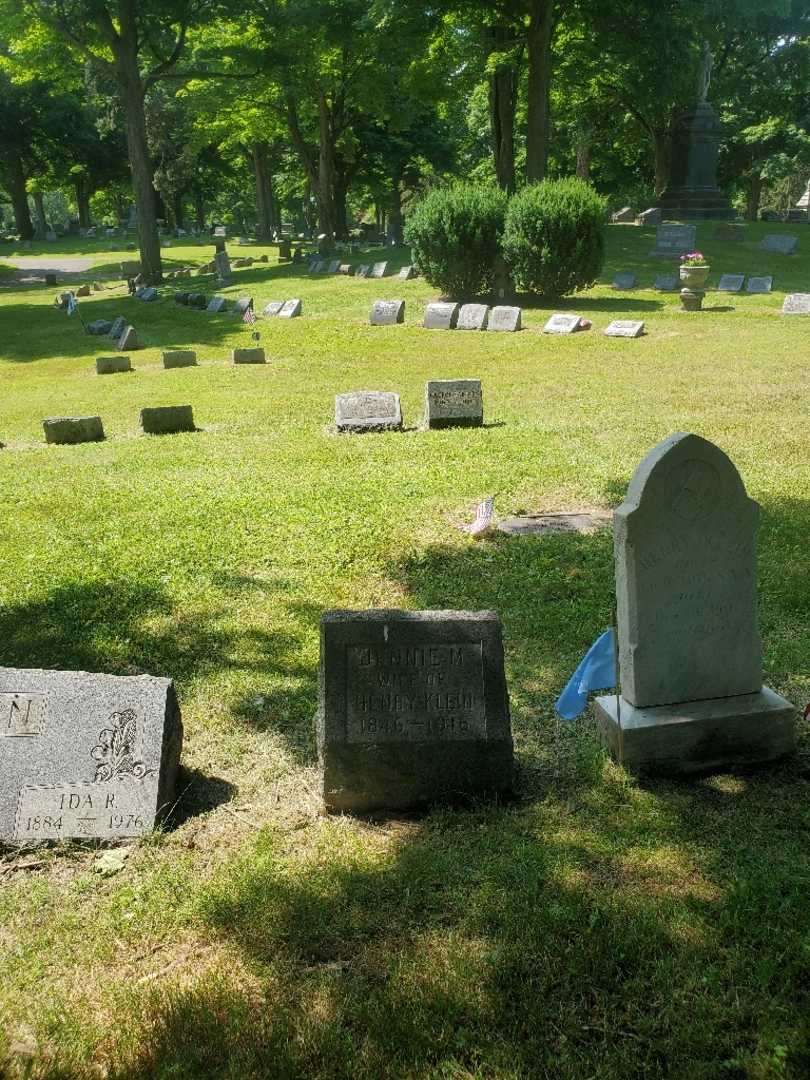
<box><xmin>2</xmin><ymin>223</ymin><xmax>810</xmax><ymax>1080</ymax></box>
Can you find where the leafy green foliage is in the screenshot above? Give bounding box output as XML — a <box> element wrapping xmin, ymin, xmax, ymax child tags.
<box><xmin>502</xmin><ymin>178</ymin><xmax>606</xmax><ymax>297</ymax></box>
<box><xmin>404</xmin><ymin>181</ymin><xmax>508</xmax><ymax>298</ymax></box>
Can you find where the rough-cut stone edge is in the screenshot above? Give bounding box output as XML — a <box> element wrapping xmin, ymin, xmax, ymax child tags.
<box><xmin>43</xmin><ymin>416</ymin><xmax>105</xmax><ymax>445</ymax></box>
<box><xmin>139</xmin><ymin>405</ymin><xmax>196</xmax><ymax>434</ymax></box>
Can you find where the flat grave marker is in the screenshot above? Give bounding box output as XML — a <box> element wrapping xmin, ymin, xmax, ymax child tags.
<box><xmin>717</xmin><ymin>274</ymin><xmax>745</xmax><ymax>293</ymax></box>
<box><xmin>335</xmin><ymin>391</ymin><xmax>402</xmax><ymax>433</ymax></box>
<box><xmin>370</xmin><ymin>299</ymin><xmax>405</xmax><ymax>326</ymax></box>
<box><xmin>262</xmin><ymin>301</ymin><xmax>285</xmax><ymax>317</ymax></box>
<box><xmin>425</xmin><ymin>379</ymin><xmax>483</xmax><ymax>428</ymax></box>
<box><xmin>423</xmin><ymin>302</ymin><xmax>459</xmax><ymax>330</ymax></box>
<box><xmin>612</xmin><ymin>272</ymin><xmax>637</xmax><ymax>289</ymax></box>
<box><xmin>369</xmin><ymin>262</ymin><xmax>389</xmax><ymax>278</ymax></box>
<box><xmin>487</xmin><ymin>306</ymin><xmax>521</xmax><ymax>332</ymax></box>
<box><xmin>543</xmin><ymin>313</ymin><xmax>584</xmax><ymax>335</ymax></box>
<box><xmin>782</xmin><ymin>293</ymin><xmax>810</xmax><ymax>314</ymax></box>
<box><xmin>760</xmin><ymin>234</ymin><xmax>798</xmax><ymax>255</ymax></box>
<box><xmin>279</xmin><ymin>298</ymin><xmax>302</xmax><ymax>318</ymax></box>
<box><xmin>457</xmin><ymin>304</ymin><xmax>489</xmax><ymax>330</ymax></box>
<box><xmin>604</xmin><ymin>320</ymin><xmax>644</xmax><ymax>338</ymax></box>
<box><xmin>746</xmin><ymin>276</ymin><xmax>773</xmax><ymax>294</ymax></box>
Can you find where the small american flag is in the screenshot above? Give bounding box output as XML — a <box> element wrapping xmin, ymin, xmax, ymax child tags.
<box><xmin>459</xmin><ymin>496</ymin><xmax>495</xmax><ymax>536</ymax></box>
<box><xmin>242</xmin><ymin>304</ymin><xmax>256</xmax><ymax>325</ymax></box>
<box><xmin>66</xmin><ymin>294</ymin><xmax>77</xmax><ymax>315</ymax></box>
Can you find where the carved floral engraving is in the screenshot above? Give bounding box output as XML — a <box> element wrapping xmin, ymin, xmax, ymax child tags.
<box><xmin>91</xmin><ymin>709</ymin><xmax>148</xmax><ymax>781</ymax></box>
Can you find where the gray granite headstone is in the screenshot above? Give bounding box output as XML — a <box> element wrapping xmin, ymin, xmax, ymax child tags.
<box><xmin>327</xmin><ymin>259</ymin><xmax>341</xmax><ymax>274</ymax></box>
<box><xmin>713</xmin><ymin>223</ymin><xmax>745</xmax><ymax>242</ymax></box>
<box><xmin>232</xmin><ymin>347</ymin><xmax>266</xmax><ymax>364</ymax></box>
<box><xmin>487</xmin><ymin>306</ymin><xmax>521</xmax><ymax>332</ymax></box>
<box><xmin>398</xmin><ymin>265</ymin><xmax>416</xmax><ymax>279</ymax></box>
<box><xmin>654</xmin><ymin>275</ymin><xmax>678</xmax><ymax>291</ymax></box>
<box><xmin>717</xmin><ymin>274</ymin><xmax>745</xmax><ymax>293</ymax></box>
<box><xmin>118</xmin><ymin>326</ymin><xmax>139</xmax><ymax>351</ymax></box>
<box><xmin>139</xmin><ymin>287</ymin><xmax>158</xmax><ymax>302</ymax></box>
<box><xmin>370</xmin><ymin>261</ymin><xmax>388</xmax><ymax>278</ymax></box>
<box><xmin>543</xmin><ymin>313</ymin><xmax>583</xmax><ymax>334</ymax></box>
<box><xmin>425</xmin><ymin>380</ymin><xmax>483</xmax><ymax>428</ymax></box>
<box><xmin>0</xmin><ymin>668</ymin><xmax>182</xmax><ymax>844</ymax></box>
<box><xmin>108</xmin><ymin>317</ymin><xmax>127</xmax><ymax>340</ymax></box>
<box><xmin>760</xmin><ymin>234</ymin><xmax>798</xmax><ymax>255</ymax></box>
<box><xmin>782</xmin><ymin>293</ymin><xmax>810</xmax><ymax>314</ymax></box>
<box><xmin>423</xmin><ymin>302</ymin><xmax>459</xmax><ymax>330</ymax></box>
<box><xmin>594</xmin><ymin>432</ymin><xmax>795</xmax><ymax>773</ymax></box>
<box><xmin>316</xmin><ymin>609</ymin><xmax>514</xmax><ymax>812</ymax></box>
<box><xmin>233</xmin><ymin>297</ymin><xmax>253</xmax><ymax>315</ymax></box>
<box><xmin>43</xmin><ymin>416</ymin><xmax>105</xmax><ymax>445</ymax></box>
<box><xmin>207</xmin><ymin>297</ymin><xmax>228</xmax><ymax>313</ymax></box>
<box><xmin>96</xmin><ymin>355</ymin><xmax>132</xmax><ymax>375</ymax></box>
<box><xmin>636</xmin><ymin>208</ymin><xmax>662</xmax><ymax>226</ymax></box>
<box><xmin>370</xmin><ymin>300</ymin><xmax>405</xmax><ymax>325</ymax></box>
<box><xmin>140</xmin><ymin>405</ymin><xmax>196</xmax><ymax>435</ymax></box>
<box><xmin>262</xmin><ymin>301</ymin><xmax>284</xmax><ymax>316</ymax></box>
<box><xmin>214</xmin><ymin>251</ymin><xmax>232</xmax><ymax>283</ymax></box>
<box><xmin>162</xmin><ymin>350</ymin><xmax>197</xmax><ymax>369</ymax></box>
<box><xmin>604</xmin><ymin>320</ymin><xmax>644</xmax><ymax>338</ymax></box>
<box><xmin>355</xmin><ymin>264</ymin><xmax>371</xmax><ymax>278</ymax></box>
<box><xmin>746</xmin><ymin>276</ymin><xmax>773</xmax><ymax>294</ymax></box>
<box><xmin>457</xmin><ymin>304</ymin><xmax>489</xmax><ymax>330</ymax></box>
<box><xmin>612</xmin><ymin>272</ymin><xmax>637</xmax><ymax>290</ymax></box>
<box><xmin>279</xmin><ymin>298</ymin><xmax>301</xmax><ymax>318</ymax></box>
<box><xmin>335</xmin><ymin>391</ymin><xmax>402</xmax><ymax>432</ymax></box>
<box><xmin>87</xmin><ymin>319</ymin><xmax>113</xmax><ymax>335</ymax></box>
<box><xmin>611</xmin><ymin>207</ymin><xmax>634</xmax><ymax>223</ymax></box>
<box><xmin>650</xmin><ymin>223</ymin><xmax>696</xmax><ymax>257</ymax></box>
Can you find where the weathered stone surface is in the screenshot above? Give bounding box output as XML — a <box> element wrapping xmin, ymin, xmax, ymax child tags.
<box><xmin>338</xmin><ymin>263</ymin><xmax>354</xmax><ymax>275</ymax></box>
<box><xmin>370</xmin><ymin>299</ymin><xmax>405</xmax><ymax>325</ymax></box>
<box><xmin>612</xmin><ymin>272</ymin><xmax>637</xmax><ymax>289</ymax></box>
<box><xmin>140</xmin><ymin>405</ymin><xmax>196</xmax><ymax>435</ymax></box>
<box><xmin>611</xmin><ymin>206</ymin><xmax>634</xmax><ymax>222</ymax></box>
<box><xmin>423</xmin><ymin>302</ymin><xmax>459</xmax><ymax>330</ymax></box>
<box><xmin>87</xmin><ymin>319</ymin><xmax>113</xmax><ymax>335</ymax></box>
<box><xmin>214</xmin><ymin>251</ymin><xmax>232</xmax><ymax>283</ymax></box>
<box><xmin>43</xmin><ymin>416</ymin><xmax>105</xmax><ymax>445</ymax></box>
<box><xmin>636</xmin><ymin>208</ymin><xmax>662</xmax><ymax>226</ymax></box>
<box><xmin>120</xmin><ymin>260</ymin><xmax>140</xmax><ymax>278</ymax></box>
<box><xmin>190</xmin><ymin>294</ymin><xmax>208</xmax><ymax>309</ymax></box>
<box><xmin>650</xmin><ymin>223</ymin><xmax>696</xmax><ymax>257</ymax></box>
<box><xmin>96</xmin><ymin>355</ymin><xmax>132</xmax><ymax>375</ymax></box>
<box><xmin>162</xmin><ymin>350</ymin><xmax>197</xmax><ymax>369</ymax></box>
<box><xmin>316</xmin><ymin>609</ymin><xmax>514</xmax><ymax>812</ymax></box>
<box><xmin>335</xmin><ymin>391</ymin><xmax>402</xmax><ymax>432</ymax></box>
<box><xmin>783</xmin><ymin>292</ymin><xmax>810</xmax><ymax>314</ymax></box>
<box><xmin>398</xmin><ymin>265</ymin><xmax>416</xmax><ymax>279</ymax></box>
<box><xmin>713</xmin><ymin>223</ymin><xmax>745</xmax><ymax>241</ymax></box>
<box><xmin>76</xmin><ymin>284</ymin><xmax>91</xmax><ymax>298</ymax></box>
<box><xmin>604</xmin><ymin>320</ymin><xmax>644</xmax><ymax>338</ymax></box>
<box><xmin>654</xmin><ymin>275</ymin><xmax>679</xmax><ymax>291</ymax></box>
<box><xmin>108</xmin><ymin>317</ymin><xmax>126</xmax><ymax>339</ymax></box>
<box><xmin>0</xmin><ymin>667</ymin><xmax>182</xmax><ymax>844</ymax></box>
<box><xmin>262</xmin><ymin>301</ymin><xmax>284</xmax><ymax>316</ymax></box>
<box><xmin>457</xmin><ymin>304</ymin><xmax>489</xmax><ymax>330</ymax></box>
<box><xmin>760</xmin><ymin>234</ymin><xmax>798</xmax><ymax>255</ymax></box>
<box><xmin>118</xmin><ymin>326</ymin><xmax>139</xmax><ymax>350</ymax></box>
<box><xmin>746</xmin><ymin>276</ymin><xmax>773</xmax><ymax>294</ymax></box>
<box><xmin>207</xmin><ymin>297</ymin><xmax>228</xmax><ymax>312</ymax></box>
<box><xmin>369</xmin><ymin>261</ymin><xmax>388</xmax><ymax>278</ymax></box>
<box><xmin>233</xmin><ymin>297</ymin><xmax>253</xmax><ymax>316</ymax></box>
<box><xmin>174</xmin><ymin>293</ymin><xmax>190</xmax><ymax>306</ymax></box>
<box><xmin>543</xmin><ymin>313</ymin><xmax>583</xmax><ymax>334</ymax></box>
<box><xmin>139</xmin><ymin>287</ymin><xmax>158</xmax><ymax>301</ymax></box>
<box><xmin>717</xmin><ymin>274</ymin><xmax>745</xmax><ymax>292</ymax></box>
<box><xmin>327</xmin><ymin>259</ymin><xmax>341</xmax><ymax>273</ymax></box>
<box><xmin>425</xmin><ymin>379</ymin><xmax>483</xmax><ymax>428</ymax></box>
<box><xmin>355</xmin><ymin>264</ymin><xmax>371</xmax><ymax>278</ymax></box>
<box><xmin>232</xmin><ymin>347</ymin><xmax>266</xmax><ymax>364</ymax></box>
<box><xmin>278</xmin><ymin>298</ymin><xmax>302</xmax><ymax>318</ymax></box>
<box><xmin>487</xmin><ymin>305</ymin><xmax>521</xmax><ymax>332</ymax></box>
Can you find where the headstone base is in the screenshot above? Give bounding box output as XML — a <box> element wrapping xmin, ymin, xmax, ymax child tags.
<box><xmin>594</xmin><ymin>687</ymin><xmax>795</xmax><ymax>775</ymax></box>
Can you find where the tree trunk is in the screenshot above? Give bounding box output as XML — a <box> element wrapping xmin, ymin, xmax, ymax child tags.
<box><xmin>333</xmin><ymin>164</ymin><xmax>349</xmax><ymax>240</ymax></box>
<box><xmin>252</xmin><ymin>142</ymin><xmax>275</xmax><ymax>240</ymax></box>
<box><xmin>488</xmin><ymin>26</ymin><xmax>519</xmax><ymax>192</ymax></box>
<box><xmin>388</xmin><ymin>177</ymin><xmax>403</xmax><ymax>244</ymax></box>
<box><xmin>316</xmin><ymin>90</ymin><xmax>337</xmax><ymax>240</ymax></box>
<box><xmin>75</xmin><ymin>177</ymin><xmax>92</xmax><ymax>228</ymax></box>
<box><xmin>32</xmin><ymin>190</ymin><xmax>47</xmax><ymax>240</ymax></box>
<box><xmin>6</xmin><ymin>159</ymin><xmax>33</xmax><ymax>239</ymax></box>
<box><xmin>745</xmin><ymin>173</ymin><xmax>762</xmax><ymax>221</ymax></box>
<box><xmin>575</xmin><ymin>135</ymin><xmax>590</xmax><ymax>179</ymax></box>
<box><xmin>172</xmin><ymin>191</ymin><xmax>184</xmax><ymax>229</ymax></box>
<box><xmin>653</xmin><ymin>130</ymin><xmax>669</xmax><ymax>195</ymax></box>
<box><xmin>194</xmin><ymin>191</ymin><xmax>205</xmax><ymax>230</ymax></box>
<box><xmin>525</xmin><ymin>1</ymin><xmax>554</xmax><ymax>183</ymax></box>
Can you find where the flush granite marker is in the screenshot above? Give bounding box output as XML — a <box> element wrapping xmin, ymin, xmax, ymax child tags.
<box><xmin>335</xmin><ymin>391</ymin><xmax>402</xmax><ymax>432</ymax></box>
<box><xmin>594</xmin><ymin>432</ymin><xmax>795</xmax><ymax>773</ymax></box>
<box><xmin>316</xmin><ymin>609</ymin><xmax>514</xmax><ymax>812</ymax></box>
<box><xmin>0</xmin><ymin>668</ymin><xmax>182</xmax><ymax>844</ymax></box>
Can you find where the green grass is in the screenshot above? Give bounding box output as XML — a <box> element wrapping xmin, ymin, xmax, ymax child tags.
<box><xmin>2</xmin><ymin>223</ymin><xmax>810</xmax><ymax>1079</ymax></box>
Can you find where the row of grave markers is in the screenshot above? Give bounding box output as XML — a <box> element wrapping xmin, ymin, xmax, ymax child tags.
<box><xmin>309</xmin><ymin>258</ymin><xmax>415</xmax><ymax>279</ymax></box>
<box><xmin>371</xmin><ymin>301</ymin><xmax>645</xmax><ymax>337</ymax></box>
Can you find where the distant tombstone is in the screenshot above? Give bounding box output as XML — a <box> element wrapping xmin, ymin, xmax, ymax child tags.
<box><xmin>338</xmin><ymin>264</ymin><xmax>354</xmax><ymax>275</ymax></box>
<box><xmin>398</xmin><ymin>265</ymin><xmax>416</xmax><ymax>280</ymax></box>
<box><xmin>278</xmin><ymin>298</ymin><xmax>302</xmax><ymax>318</ymax></box>
<box><xmin>543</xmin><ymin>313</ymin><xmax>583</xmax><ymax>335</ymax></box>
<box><xmin>650</xmin><ymin>223</ymin><xmax>697</xmax><ymax>257</ymax></box>
<box><xmin>335</xmin><ymin>391</ymin><xmax>402</xmax><ymax>432</ymax></box>
<box><xmin>117</xmin><ymin>326</ymin><xmax>139</xmax><ymax>351</ymax></box>
<box><xmin>278</xmin><ymin>241</ymin><xmax>292</xmax><ymax>260</ymax></box>
<box><xmin>43</xmin><ymin>416</ymin><xmax>105</xmax><ymax>445</ymax></box>
<box><xmin>760</xmin><ymin>234</ymin><xmax>798</xmax><ymax>255</ymax></box>
<box><xmin>213</xmin><ymin>225</ymin><xmax>226</xmax><ymax>237</ymax></box>
<box><xmin>355</xmin><ymin>264</ymin><xmax>371</xmax><ymax>278</ymax></box>
<box><xmin>594</xmin><ymin>432</ymin><xmax>795</xmax><ymax>773</ymax></box>
<box><xmin>206</xmin><ymin>297</ymin><xmax>228</xmax><ymax>313</ymax></box>
<box><xmin>636</xmin><ymin>208</ymin><xmax>662</xmax><ymax>226</ymax></box>
<box><xmin>746</xmin><ymin>276</ymin><xmax>773</xmax><ymax>294</ymax></box>
<box><xmin>310</xmin><ymin>260</ymin><xmax>326</xmax><ymax>273</ymax></box>
<box><xmin>604</xmin><ymin>320</ymin><xmax>644</xmax><ymax>338</ymax></box>
<box><xmin>717</xmin><ymin>274</ymin><xmax>745</xmax><ymax>293</ymax></box>
<box><xmin>317</xmin><ymin>609</ymin><xmax>514</xmax><ymax>812</ymax></box>
<box><xmin>370</xmin><ymin>300</ymin><xmax>405</xmax><ymax>326</ymax></box>
<box><xmin>611</xmin><ymin>206</ymin><xmax>635</xmax><ymax>223</ymax></box>
<box><xmin>92</xmin><ymin>282</ymin><xmax>105</xmax><ymax>292</ymax></box>
<box><xmin>782</xmin><ymin>293</ymin><xmax>810</xmax><ymax>315</ymax></box>
<box><xmin>174</xmin><ymin>293</ymin><xmax>190</xmax><ymax>306</ymax></box>
<box><xmin>654</xmin><ymin>275</ymin><xmax>679</xmax><ymax>291</ymax></box>
<box><xmin>327</xmin><ymin>259</ymin><xmax>341</xmax><ymax>273</ymax></box>
<box><xmin>140</xmin><ymin>405</ymin><xmax>196</xmax><ymax>435</ymax></box>
<box><xmin>487</xmin><ymin>306</ymin><xmax>521</xmax><ymax>332</ymax></box>
<box><xmin>233</xmin><ymin>297</ymin><xmax>253</xmax><ymax>315</ymax></box>
<box><xmin>425</xmin><ymin>379</ymin><xmax>483</xmax><ymax>428</ymax></box>
<box><xmin>262</xmin><ymin>301</ymin><xmax>284</xmax><ymax>316</ymax></box>
<box><xmin>76</xmin><ymin>284</ymin><xmax>91</xmax><ymax>298</ymax></box>
<box><xmin>162</xmin><ymin>350</ymin><xmax>197</xmax><ymax>369</ymax></box>
<box><xmin>457</xmin><ymin>304</ymin><xmax>489</xmax><ymax>331</ymax></box>
<box><xmin>0</xmin><ymin>667</ymin><xmax>182</xmax><ymax>844</ymax></box>
<box><xmin>423</xmin><ymin>302</ymin><xmax>459</xmax><ymax>330</ymax></box>
<box><xmin>120</xmin><ymin>260</ymin><xmax>140</xmax><ymax>279</ymax></box>
<box><xmin>612</xmin><ymin>272</ymin><xmax>637</xmax><ymax>290</ymax></box>
<box><xmin>139</xmin><ymin>287</ymin><xmax>158</xmax><ymax>302</ymax></box>
<box><xmin>96</xmin><ymin>356</ymin><xmax>132</xmax><ymax>375</ymax></box>
<box><xmin>232</xmin><ymin>347</ymin><xmax>266</xmax><ymax>364</ymax></box>
<box><xmin>45</xmin><ymin>230</ymin><xmax>57</xmax><ymax>242</ymax></box>
<box><xmin>190</xmin><ymin>294</ymin><xmax>208</xmax><ymax>310</ymax></box>
<box><xmin>44</xmin><ymin>273</ymin><xmax>57</xmax><ymax>287</ymax></box>
<box><xmin>713</xmin><ymin>223</ymin><xmax>745</xmax><ymax>242</ymax></box>
<box><xmin>369</xmin><ymin>261</ymin><xmax>388</xmax><ymax>278</ymax></box>
<box><xmin>87</xmin><ymin>319</ymin><xmax>113</xmax><ymax>335</ymax></box>
<box><xmin>214</xmin><ymin>251</ymin><xmax>232</xmax><ymax>283</ymax></box>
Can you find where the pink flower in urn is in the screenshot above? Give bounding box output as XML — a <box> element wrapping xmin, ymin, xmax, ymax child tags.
<box><xmin>680</xmin><ymin>251</ymin><xmax>708</xmax><ymax>266</ymax></box>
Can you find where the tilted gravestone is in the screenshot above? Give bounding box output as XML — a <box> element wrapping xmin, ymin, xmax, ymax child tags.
<box><xmin>118</xmin><ymin>326</ymin><xmax>139</xmax><ymax>351</ymax></box>
<box><xmin>423</xmin><ymin>302</ymin><xmax>459</xmax><ymax>330</ymax></box>
<box><xmin>457</xmin><ymin>304</ymin><xmax>489</xmax><ymax>330</ymax></box>
<box><xmin>120</xmin><ymin>260</ymin><xmax>140</xmax><ymax>278</ymax></box>
<box><xmin>636</xmin><ymin>208</ymin><xmax>662</xmax><ymax>226</ymax></box>
<box><xmin>654</xmin><ymin>275</ymin><xmax>678</xmax><ymax>291</ymax></box>
<box><xmin>604</xmin><ymin>320</ymin><xmax>644</xmax><ymax>338</ymax></box>
<box><xmin>760</xmin><ymin>234</ymin><xmax>798</xmax><ymax>255</ymax></box>
<box><xmin>232</xmin><ymin>347</ymin><xmax>266</xmax><ymax>364</ymax></box>
<box><xmin>87</xmin><ymin>319</ymin><xmax>113</xmax><ymax>335</ymax></box>
<box><xmin>338</xmin><ymin>264</ymin><xmax>353</xmax><ymax>275</ymax></box>
<box><xmin>370</xmin><ymin>300</ymin><xmax>405</xmax><ymax>326</ymax></box>
<box><xmin>108</xmin><ymin>316</ymin><xmax>127</xmax><ymax>340</ymax></box>
<box><xmin>162</xmin><ymin>350</ymin><xmax>197</xmax><ymax>369</ymax></box>
<box><xmin>543</xmin><ymin>313</ymin><xmax>584</xmax><ymax>335</ymax></box>
<box><xmin>398</xmin><ymin>265</ymin><xmax>416</xmax><ymax>280</ymax></box>
<box><xmin>262</xmin><ymin>301</ymin><xmax>285</xmax><ymax>316</ymax></box>
<box><xmin>611</xmin><ymin>206</ymin><xmax>634</xmax><ymax>222</ymax></box>
<box><xmin>612</xmin><ymin>272</ymin><xmax>637</xmax><ymax>290</ymax></box>
<box><xmin>425</xmin><ymin>380</ymin><xmax>483</xmax><ymax>428</ymax></box>
<box><xmin>278</xmin><ymin>298</ymin><xmax>302</xmax><ymax>318</ymax></box>
<box><xmin>0</xmin><ymin>668</ymin><xmax>182</xmax><ymax>843</ymax></box>
<box><xmin>746</xmin><ymin>276</ymin><xmax>773</xmax><ymax>294</ymax></box>
<box><xmin>650</xmin><ymin>223</ymin><xmax>696</xmax><ymax>257</ymax></box>
<box><xmin>317</xmin><ymin>609</ymin><xmax>514</xmax><ymax>812</ymax></box>
<box><xmin>140</xmin><ymin>405</ymin><xmax>196</xmax><ymax>435</ymax></box>
<box><xmin>369</xmin><ymin>261</ymin><xmax>388</xmax><ymax>278</ymax></box>
<box><xmin>355</xmin><ymin>264</ymin><xmax>371</xmax><ymax>278</ymax></box>
<box><xmin>139</xmin><ymin>287</ymin><xmax>158</xmax><ymax>302</ymax></box>
<box><xmin>43</xmin><ymin>416</ymin><xmax>105</xmax><ymax>445</ymax></box>
<box><xmin>327</xmin><ymin>259</ymin><xmax>341</xmax><ymax>274</ymax></box>
<box><xmin>594</xmin><ymin>432</ymin><xmax>795</xmax><ymax>773</ymax></box>
<box><xmin>233</xmin><ymin>297</ymin><xmax>253</xmax><ymax>316</ymax></box>
<box><xmin>487</xmin><ymin>306</ymin><xmax>521</xmax><ymax>332</ymax></box>
<box><xmin>96</xmin><ymin>355</ymin><xmax>132</xmax><ymax>375</ymax></box>
<box><xmin>335</xmin><ymin>391</ymin><xmax>402</xmax><ymax>433</ymax></box>
<box><xmin>782</xmin><ymin>293</ymin><xmax>810</xmax><ymax>314</ymax></box>
<box><xmin>717</xmin><ymin>274</ymin><xmax>745</xmax><ymax>293</ymax></box>
<box><xmin>207</xmin><ymin>297</ymin><xmax>228</xmax><ymax>313</ymax></box>
<box><xmin>310</xmin><ymin>260</ymin><xmax>326</xmax><ymax>273</ymax></box>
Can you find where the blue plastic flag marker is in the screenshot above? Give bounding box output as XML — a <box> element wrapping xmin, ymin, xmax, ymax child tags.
<box><xmin>555</xmin><ymin>628</ymin><xmax>617</xmax><ymax>721</ymax></box>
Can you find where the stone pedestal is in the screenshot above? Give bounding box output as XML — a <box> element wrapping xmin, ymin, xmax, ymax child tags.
<box><xmin>657</xmin><ymin>103</ymin><xmax>734</xmax><ymax>220</ymax></box>
<box><xmin>679</xmin><ymin>288</ymin><xmax>704</xmax><ymax>312</ymax></box>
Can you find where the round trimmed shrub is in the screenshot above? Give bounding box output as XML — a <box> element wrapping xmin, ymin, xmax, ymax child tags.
<box><xmin>404</xmin><ymin>182</ymin><xmax>508</xmax><ymax>299</ymax></box>
<box><xmin>502</xmin><ymin>178</ymin><xmax>606</xmax><ymax>296</ymax></box>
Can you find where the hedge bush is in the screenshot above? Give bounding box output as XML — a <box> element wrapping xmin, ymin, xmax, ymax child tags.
<box><xmin>502</xmin><ymin>178</ymin><xmax>605</xmax><ymax>297</ymax></box>
<box><xmin>404</xmin><ymin>182</ymin><xmax>507</xmax><ymax>299</ymax></box>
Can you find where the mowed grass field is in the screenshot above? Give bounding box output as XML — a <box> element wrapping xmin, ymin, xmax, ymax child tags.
<box><xmin>1</xmin><ymin>223</ymin><xmax>810</xmax><ymax>1079</ymax></box>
